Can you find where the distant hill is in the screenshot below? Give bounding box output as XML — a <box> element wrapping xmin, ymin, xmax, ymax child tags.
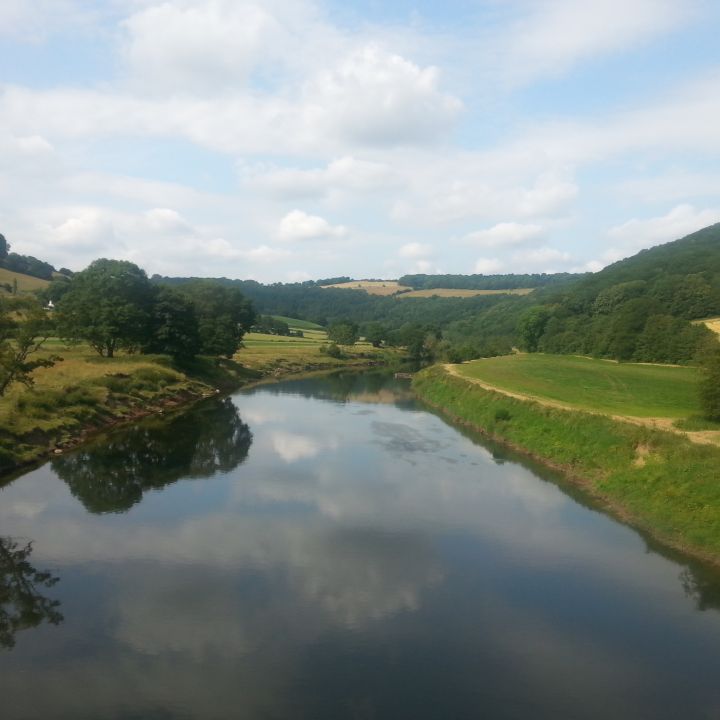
<box><xmin>531</xmin><ymin>223</ymin><xmax>720</xmax><ymax>362</ymax></box>
<box><xmin>398</xmin><ymin>272</ymin><xmax>583</xmax><ymax>291</ymax></box>
<box><xmin>0</xmin><ymin>267</ymin><xmax>50</xmax><ymax>294</ymax></box>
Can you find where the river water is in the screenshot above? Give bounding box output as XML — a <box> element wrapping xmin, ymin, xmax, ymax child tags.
<box><xmin>2</xmin><ymin>371</ymin><xmax>720</xmax><ymax>719</ymax></box>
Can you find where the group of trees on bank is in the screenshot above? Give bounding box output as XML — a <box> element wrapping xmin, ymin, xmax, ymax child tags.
<box><xmin>52</xmin><ymin>259</ymin><xmax>255</xmax><ymax>361</ymax></box>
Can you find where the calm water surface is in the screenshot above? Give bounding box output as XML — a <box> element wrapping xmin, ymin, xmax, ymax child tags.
<box><xmin>2</xmin><ymin>372</ymin><xmax>720</xmax><ymax>719</ymax></box>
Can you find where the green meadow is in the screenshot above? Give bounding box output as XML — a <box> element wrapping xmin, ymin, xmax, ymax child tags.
<box><xmin>455</xmin><ymin>353</ymin><xmax>701</xmax><ymax>418</ymax></box>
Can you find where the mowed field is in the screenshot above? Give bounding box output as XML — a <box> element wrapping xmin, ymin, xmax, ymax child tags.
<box><xmin>241</xmin><ymin>318</ymin><xmax>385</xmax><ymax>371</ymax></box>
<box><xmin>454</xmin><ymin>354</ymin><xmax>701</xmax><ymax>418</ymax></box>
<box><xmin>399</xmin><ymin>287</ymin><xmax>533</xmax><ymax>298</ymax></box>
<box><xmin>321</xmin><ymin>280</ymin><xmax>412</xmax><ymax>295</ymax></box>
<box><xmin>0</xmin><ymin>268</ymin><xmax>50</xmax><ymax>294</ymax></box>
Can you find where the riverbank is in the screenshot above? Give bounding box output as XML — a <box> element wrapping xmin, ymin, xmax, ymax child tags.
<box><xmin>0</xmin><ymin>338</ymin><xmax>393</xmax><ymax>477</ymax></box>
<box><xmin>413</xmin><ymin>364</ymin><xmax>720</xmax><ymax>566</ymax></box>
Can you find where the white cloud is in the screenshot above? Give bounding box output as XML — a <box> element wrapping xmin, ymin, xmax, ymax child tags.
<box><xmin>277</xmin><ymin>210</ymin><xmax>348</xmax><ymax>242</ymax></box>
<box><xmin>398</xmin><ymin>242</ymin><xmax>432</xmax><ymax>258</ymax></box>
<box><xmin>51</xmin><ymin>209</ymin><xmax>117</xmax><ymax>250</ymax></box>
<box><xmin>121</xmin><ymin>1</ymin><xmax>285</xmax><ymax>94</ymax></box>
<box><xmin>243</xmin><ymin>244</ymin><xmax>292</xmax><ymax>263</ymax></box>
<box><xmin>271</xmin><ymin>431</ymin><xmax>337</xmax><ymax>463</ymax></box>
<box><xmin>505</xmin><ymin>0</ymin><xmax>692</xmax><ymax>82</ymax></box>
<box><xmin>304</xmin><ymin>44</ymin><xmax>462</xmax><ymax>146</ymax></box>
<box><xmin>463</xmin><ymin>222</ymin><xmax>543</xmax><ymax>248</ymax></box>
<box><xmin>474</xmin><ymin>258</ymin><xmax>504</xmax><ymax>274</ymax></box>
<box><xmin>608</xmin><ymin>204</ymin><xmax>720</xmax><ymax>249</ymax></box>
<box><xmin>253</xmin><ymin>156</ymin><xmax>399</xmax><ymax>200</ymax></box>
<box><xmin>144</xmin><ymin>208</ymin><xmax>194</xmax><ymax>235</ymax></box>
<box><xmin>512</xmin><ymin>246</ymin><xmax>572</xmax><ymax>271</ymax></box>
<box><xmin>0</xmin><ymin>0</ymin><xmax>95</xmax><ymax>41</ymax></box>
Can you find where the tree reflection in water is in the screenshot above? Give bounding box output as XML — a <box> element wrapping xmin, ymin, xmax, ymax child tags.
<box><xmin>0</xmin><ymin>537</ymin><xmax>63</xmax><ymax>650</ymax></box>
<box><xmin>52</xmin><ymin>397</ymin><xmax>252</xmax><ymax>514</ymax></box>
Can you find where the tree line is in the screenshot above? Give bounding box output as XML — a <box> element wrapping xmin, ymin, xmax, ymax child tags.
<box><xmin>0</xmin><ymin>258</ymin><xmax>256</xmax><ymax>399</ymax></box>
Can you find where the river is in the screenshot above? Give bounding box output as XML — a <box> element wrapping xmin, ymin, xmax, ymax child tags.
<box><xmin>1</xmin><ymin>371</ymin><xmax>720</xmax><ymax>719</ymax></box>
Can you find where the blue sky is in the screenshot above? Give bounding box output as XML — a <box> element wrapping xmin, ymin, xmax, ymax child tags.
<box><xmin>1</xmin><ymin>0</ymin><xmax>720</xmax><ymax>281</ymax></box>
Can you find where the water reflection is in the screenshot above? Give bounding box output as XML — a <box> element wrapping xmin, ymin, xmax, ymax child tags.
<box><xmin>52</xmin><ymin>397</ymin><xmax>252</xmax><ymax>513</ymax></box>
<box><xmin>0</xmin><ymin>537</ymin><xmax>62</xmax><ymax>649</ymax></box>
<box><xmin>256</xmin><ymin>370</ymin><xmax>415</xmax><ymax>406</ymax></box>
<box><xmin>2</xmin><ymin>375</ymin><xmax>720</xmax><ymax>719</ymax></box>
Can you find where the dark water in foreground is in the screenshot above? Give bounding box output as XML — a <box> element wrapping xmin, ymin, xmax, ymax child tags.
<box><xmin>2</xmin><ymin>372</ymin><xmax>720</xmax><ymax>719</ymax></box>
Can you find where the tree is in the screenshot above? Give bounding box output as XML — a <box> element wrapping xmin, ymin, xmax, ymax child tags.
<box><xmin>144</xmin><ymin>286</ymin><xmax>201</xmax><ymax>361</ymax></box>
<box><xmin>328</xmin><ymin>321</ymin><xmax>359</xmax><ymax>346</ymax></box>
<box><xmin>0</xmin><ymin>296</ymin><xmax>58</xmax><ymax>397</ymax></box>
<box><xmin>178</xmin><ymin>281</ymin><xmax>255</xmax><ymax>357</ymax></box>
<box><xmin>362</xmin><ymin>322</ymin><xmax>386</xmax><ymax>347</ymax></box>
<box><xmin>56</xmin><ymin>259</ymin><xmax>154</xmax><ymax>357</ymax></box>
<box><xmin>698</xmin><ymin>343</ymin><xmax>720</xmax><ymax>422</ymax></box>
<box><xmin>0</xmin><ymin>233</ymin><xmax>7</xmax><ymax>260</ymax></box>
<box><xmin>518</xmin><ymin>306</ymin><xmax>551</xmax><ymax>352</ymax></box>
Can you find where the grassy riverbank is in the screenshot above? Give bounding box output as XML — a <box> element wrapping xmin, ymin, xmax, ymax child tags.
<box><xmin>413</xmin><ymin>364</ymin><xmax>720</xmax><ymax>564</ymax></box>
<box><xmin>0</xmin><ymin>324</ymin><xmax>392</xmax><ymax>475</ymax></box>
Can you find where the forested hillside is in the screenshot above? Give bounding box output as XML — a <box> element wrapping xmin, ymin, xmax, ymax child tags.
<box><xmin>398</xmin><ymin>272</ymin><xmax>582</xmax><ymax>290</ymax></box>
<box><xmin>525</xmin><ymin>224</ymin><xmax>720</xmax><ymax>363</ymax></box>
<box><xmin>154</xmin><ymin>275</ymin><xmax>574</xmax><ymax>360</ymax></box>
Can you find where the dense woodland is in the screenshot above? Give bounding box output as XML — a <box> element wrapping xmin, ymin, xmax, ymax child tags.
<box><xmin>524</xmin><ymin>224</ymin><xmax>720</xmax><ymax>364</ymax></box>
<box><xmin>398</xmin><ymin>272</ymin><xmax>582</xmax><ymax>290</ymax></box>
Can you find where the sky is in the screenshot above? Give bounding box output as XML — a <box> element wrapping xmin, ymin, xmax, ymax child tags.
<box><xmin>1</xmin><ymin>0</ymin><xmax>720</xmax><ymax>282</ymax></box>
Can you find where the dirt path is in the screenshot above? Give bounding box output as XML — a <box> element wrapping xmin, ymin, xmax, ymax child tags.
<box><xmin>443</xmin><ymin>364</ymin><xmax>720</xmax><ymax>447</ymax></box>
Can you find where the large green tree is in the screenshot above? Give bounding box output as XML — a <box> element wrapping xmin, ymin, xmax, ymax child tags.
<box><xmin>56</xmin><ymin>259</ymin><xmax>154</xmax><ymax>357</ymax></box>
<box><xmin>145</xmin><ymin>286</ymin><xmax>201</xmax><ymax>361</ymax></box>
<box><xmin>178</xmin><ymin>281</ymin><xmax>255</xmax><ymax>357</ymax></box>
<box><xmin>328</xmin><ymin>320</ymin><xmax>359</xmax><ymax>346</ymax></box>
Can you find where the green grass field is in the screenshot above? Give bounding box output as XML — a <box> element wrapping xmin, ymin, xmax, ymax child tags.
<box><xmin>455</xmin><ymin>354</ymin><xmax>701</xmax><ymax>418</ymax></box>
<box><xmin>241</xmin><ymin>328</ymin><xmax>388</xmax><ymax>373</ymax></box>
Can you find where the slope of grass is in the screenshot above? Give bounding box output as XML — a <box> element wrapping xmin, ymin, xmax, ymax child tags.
<box><xmin>320</xmin><ymin>280</ymin><xmax>412</xmax><ymax>295</ymax></box>
<box><xmin>414</xmin><ymin>365</ymin><xmax>720</xmax><ymax>563</ymax></box>
<box><xmin>0</xmin><ymin>267</ymin><xmax>50</xmax><ymax>294</ymax></box>
<box><xmin>455</xmin><ymin>354</ymin><xmax>700</xmax><ymax>418</ymax></box>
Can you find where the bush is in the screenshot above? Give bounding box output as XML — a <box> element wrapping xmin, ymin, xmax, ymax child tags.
<box><xmin>320</xmin><ymin>342</ymin><xmax>343</xmax><ymax>359</ymax></box>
